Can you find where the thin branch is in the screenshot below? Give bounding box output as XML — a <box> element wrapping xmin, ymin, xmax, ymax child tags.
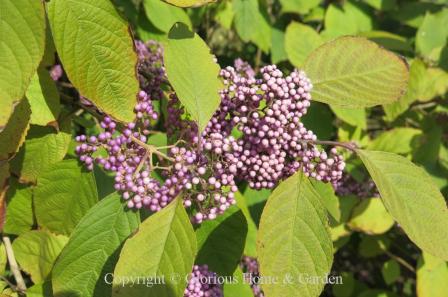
<box><xmin>2</xmin><ymin>236</ymin><xmax>26</xmax><ymax>294</ymax></box>
<box><xmin>385</xmin><ymin>250</ymin><xmax>416</xmax><ymax>274</ymax></box>
<box><xmin>130</xmin><ymin>135</ymin><xmax>174</xmax><ymax>162</ymax></box>
<box><xmin>300</xmin><ymin>139</ymin><xmax>358</xmax><ymax>152</ymax></box>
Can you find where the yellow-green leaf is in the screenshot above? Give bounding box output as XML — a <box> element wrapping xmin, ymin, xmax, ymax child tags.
<box><xmin>163</xmin><ymin>0</ymin><xmax>216</xmax><ymax>8</ymax></box>
<box><xmin>257</xmin><ymin>172</ymin><xmax>333</xmax><ymax>297</ymax></box>
<box><xmin>348</xmin><ymin>198</ymin><xmax>394</xmax><ymax>235</ymax></box>
<box><xmin>0</xmin><ymin>0</ymin><xmax>46</xmax><ymax>129</ymax></box>
<box><xmin>164</xmin><ymin>23</ymin><xmax>222</xmax><ymax>132</ymax></box>
<box><xmin>47</xmin><ymin>0</ymin><xmax>139</xmax><ymax>122</ymax></box>
<box><xmin>358</xmin><ymin>150</ymin><xmax>448</xmax><ymax>260</ymax></box>
<box><xmin>112</xmin><ymin>198</ymin><xmax>196</xmax><ymax>297</ymax></box>
<box><xmin>285</xmin><ymin>22</ymin><xmax>323</xmax><ymax>67</ymax></box>
<box><xmin>303</xmin><ymin>36</ymin><xmax>409</xmax><ymax>108</ymax></box>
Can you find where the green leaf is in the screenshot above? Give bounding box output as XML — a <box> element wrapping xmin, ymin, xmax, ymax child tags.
<box><xmin>381</xmin><ymin>259</ymin><xmax>400</xmax><ymax>285</ymax></box>
<box><xmin>215</xmin><ymin>0</ymin><xmax>234</xmax><ymax>30</ymax></box>
<box><xmin>332</xmin><ymin>272</ymin><xmax>355</xmax><ymax>297</ymax></box>
<box><xmin>0</xmin><ymin>243</ymin><xmax>7</xmax><ymax>275</ymax></box>
<box><xmin>0</xmin><ymin>99</ymin><xmax>31</xmax><ymax>160</ymax></box>
<box><xmin>196</xmin><ymin>206</ymin><xmax>248</xmax><ymax>276</ymax></box>
<box><xmin>257</xmin><ymin>172</ymin><xmax>333</xmax><ymax>297</ymax></box>
<box><xmin>162</xmin><ymin>0</ymin><xmax>216</xmax><ymax>8</ymax></box>
<box><xmin>359</xmin><ymin>31</ymin><xmax>413</xmax><ymax>53</ymax></box>
<box><xmin>303</xmin><ymin>36</ymin><xmax>409</xmax><ymax>108</ymax></box>
<box><xmin>143</xmin><ymin>0</ymin><xmax>191</xmax><ymax>33</ymax></box>
<box><xmin>331</xmin><ymin>107</ymin><xmax>366</xmax><ymax>129</ymax></box>
<box><xmin>34</xmin><ymin>159</ymin><xmax>99</xmax><ymax>235</ymax></box>
<box><xmin>26</xmin><ymin>67</ymin><xmax>60</xmax><ymax>126</ymax></box>
<box><xmin>364</xmin><ymin>0</ymin><xmax>396</xmax><ymax>11</ymax></box>
<box><xmin>417</xmin><ymin>253</ymin><xmax>448</xmax><ymax>297</ymax></box>
<box><xmin>232</xmin><ymin>0</ymin><xmax>271</xmax><ymax>52</ymax></box>
<box><xmin>367</xmin><ymin>128</ymin><xmax>421</xmax><ymax>155</ymax></box>
<box><xmin>223</xmin><ymin>267</ymin><xmax>253</xmax><ymax>297</ymax></box>
<box><xmin>416</xmin><ymin>9</ymin><xmax>448</xmax><ymax>63</ymax></box>
<box><xmin>47</xmin><ymin>0</ymin><xmax>139</xmax><ymax>122</ymax></box>
<box><xmin>279</xmin><ymin>0</ymin><xmax>320</xmax><ymax>14</ymax></box>
<box><xmin>112</xmin><ymin>197</ymin><xmax>196</xmax><ymax>297</ymax></box>
<box><xmin>0</xmin><ymin>0</ymin><xmax>46</xmax><ymax>129</ymax></box>
<box><xmin>235</xmin><ymin>191</ymin><xmax>258</xmax><ymax>257</ymax></box>
<box><xmin>310</xmin><ymin>179</ymin><xmax>341</xmax><ymax>222</ymax></box>
<box><xmin>136</xmin><ymin>10</ymin><xmax>167</xmax><ymax>42</ymax></box>
<box><xmin>348</xmin><ymin>198</ymin><xmax>394</xmax><ymax>235</ymax></box>
<box><xmin>52</xmin><ymin>193</ymin><xmax>140</xmax><ymax>297</ymax></box>
<box><xmin>285</xmin><ymin>22</ymin><xmax>323</xmax><ymax>67</ymax></box>
<box><xmin>391</xmin><ymin>2</ymin><xmax>443</xmax><ymax>28</ymax></box>
<box><xmin>11</xmin><ymin>125</ymin><xmax>71</xmax><ymax>183</ymax></box>
<box><xmin>3</xmin><ymin>179</ymin><xmax>33</xmax><ymax>235</ymax></box>
<box><xmin>164</xmin><ymin>23</ymin><xmax>222</xmax><ymax>132</ymax></box>
<box><xmin>358</xmin><ymin>150</ymin><xmax>448</xmax><ymax>261</ymax></box>
<box><xmin>13</xmin><ymin>230</ymin><xmax>68</xmax><ymax>284</ymax></box>
<box><xmin>301</xmin><ymin>102</ymin><xmax>335</xmax><ymax>140</ymax></box>
<box><xmin>323</xmin><ymin>1</ymin><xmax>373</xmax><ymax>38</ymax></box>
<box><xmin>26</xmin><ymin>282</ymin><xmax>52</xmax><ymax>297</ymax></box>
<box><xmin>271</xmin><ymin>26</ymin><xmax>287</xmax><ymax>64</ymax></box>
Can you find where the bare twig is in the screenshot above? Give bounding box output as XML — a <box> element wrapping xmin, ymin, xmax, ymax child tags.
<box><xmin>2</xmin><ymin>236</ymin><xmax>26</xmax><ymax>294</ymax></box>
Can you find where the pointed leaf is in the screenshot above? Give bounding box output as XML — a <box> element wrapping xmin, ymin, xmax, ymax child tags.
<box><xmin>358</xmin><ymin>150</ymin><xmax>448</xmax><ymax>260</ymax></box>
<box><xmin>52</xmin><ymin>193</ymin><xmax>140</xmax><ymax>297</ymax></box>
<box><xmin>303</xmin><ymin>36</ymin><xmax>409</xmax><ymax>108</ymax></box>
<box><xmin>112</xmin><ymin>198</ymin><xmax>196</xmax><ymax>297</ymax></box>
<box><xmin>164</xmin><ymin>23</ymin><xmax>222</xmax><ymax>132</ymax></box>
<box><xmin>257</xmin><ymin>172</ymin><xmax>333</xmax><ymax>297</ymax></box>
<box><xmin>47</xmin><ymin>0</ymin><xmax>139</xmax><ymax>122</ymax></box>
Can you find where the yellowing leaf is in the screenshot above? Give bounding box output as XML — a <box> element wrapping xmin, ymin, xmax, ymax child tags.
<box><xmin>0</xmin><ymin>0</ymin><xmax>46</xmax><ymax>130</ymax></box>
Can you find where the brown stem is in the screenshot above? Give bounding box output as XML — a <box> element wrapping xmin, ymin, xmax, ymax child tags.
<box><xmin>130</xmin><ymin>136</ymin><xmax>174</xmax><ymax>162</ymax></box>
<box><xmin>2</xmin><ymin>236</ymin><xmax>26</xmax><ymax>295</ymax></box>
<box><xmin>300</xmin><ymin>139</ymin><xmax>358</xmax><ymax>152</ymax></box>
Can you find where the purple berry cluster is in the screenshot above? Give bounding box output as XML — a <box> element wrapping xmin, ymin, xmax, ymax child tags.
<box><xmin>75</xmin><ymin>40</ymin><xmax>345</xmax><ymax>223</ymax></box>
<box><xmin>184</xmin><ymin>265</ymin><xmax>223</xmax><ymax>297</ymax></box>
<box><xmin>240</xmin><ymin>256</ymin><xmax>264</xmax><ymax>297</ymax></box>
<box><xmin>168</xmin><ymin>61</ymin><xmax>345</xmax><ymax>190</ymax></box>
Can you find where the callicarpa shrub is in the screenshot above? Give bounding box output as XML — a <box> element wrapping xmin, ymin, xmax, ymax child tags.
<box><xmin>76</xmin><ymin>40</ymin><xmax>345</xmax><ymax>224</ymax></box>
<box><xmin>2</xmin><ymin>1</ymin><xmax>448</xmax><ymax>297</ymax></box>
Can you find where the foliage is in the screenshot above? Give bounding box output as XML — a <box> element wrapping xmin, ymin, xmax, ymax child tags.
<box><xmin>0</xmin><ymin>0</ymin><xmax>447</xmax><ymax>297</ymax></box>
